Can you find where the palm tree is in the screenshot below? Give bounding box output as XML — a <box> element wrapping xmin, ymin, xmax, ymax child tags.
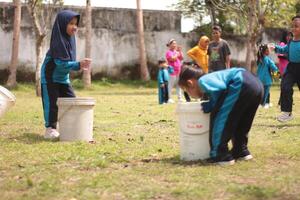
<box><xmin>83</xmin><ymin>0</ymin><xmax>92</xmax><ymax>88</ymax></box>
<box><xmin>6</xmin><ymin>0</ymin><xmax>21</xmax><ymax>89</ymax></box>
<box><xmin>136</xmin><ymin>0</ymin><xmax>150</xmax><ymax>81</ymax></box>
<box><xmin>26</xmin><ymin>0</ymin><xmax>63</xmax><ymax>96</ymax></box>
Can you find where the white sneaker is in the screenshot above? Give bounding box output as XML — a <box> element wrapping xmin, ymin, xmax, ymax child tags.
<box><xmin>237</xmin><ymin>154</ymin><xmax>253</xmax><ymax>161</ymax></box>
<box><xmin>277</xmin><ymin>112</ymin><xmax>293</xmax><ymax>122</ymax></box>
<box><xmin>44</xmin><ymin>128</ymin><xmax>60</xmax><ymax>139</ymax></box>
<box><xmin>264</xmin><ymin>104</ymin><xmax>270</xmax><ymax>109</ymax></box>
<box><xmin>167</xmin><ymin>99</ymin><xmax>175</xmax><ymax>104</ymax></box>
<box><xmin>269</xmin><ymin>103</ymin><xmax>273</xmax><ymax>107</ymax></box>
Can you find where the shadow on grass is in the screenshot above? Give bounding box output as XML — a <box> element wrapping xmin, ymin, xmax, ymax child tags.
<box><xmin>255</xmin><ymin>123</ymin><xmax>300</xmax><ymax>128</ymax></box>
<box><xmin>139</xmin><ymin>155</ymin><xmax>208</xmax><ymax>166</ymax></box>
<box><xmin>10</xmin><ymin>132</ymin><xmax>58</xmax><ymax>144</ymax></box>
<box><xmin>94</xmin><ymin>91</ymin><xmax>155</xmax><ymax>96</ymax></box>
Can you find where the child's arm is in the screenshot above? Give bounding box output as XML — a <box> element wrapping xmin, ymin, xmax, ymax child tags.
<box><xmin>54</xmin><ymin>58</ymin><xmax>91</xmax><ymax>71</ymax></box>
<box><xmin>167</xmin><ymin>66</ymin><xmax>174</xmax><ymax>74</ymax></box>
<box><xmin>268</xmin><ymin>57</ymin><xmax>278</xmax><ymax>72</ymax></box>
<box><xmin>177</xmin><ymin>50</ymin><xmax>183</xmax><ymax>61</ymax></box>
<box><xmin>54</xmin><ymin>59</ymin><xmax>80</xmax><ymax>71</ymax></box>
<box><xmin>187</xmin><ymin>47</ymin><xmax>198</xmax><ymax>62</ymax></box>
<box><xmin>275</xmin><ymin>44</ymin><xmax>289</xmax><ymax>54</ymax></box>
<box><xmin>166</xmin><ymin>51</ymin><xmax>180</xmax><ymax>62</ymax></box>
<box><xmin>199</xmin><ymin>77</ymin><xmax>228</xmax><ymax>113</ymax></box>
<box><xmin>157</xmin><ymin>70</ymin><xmax>164</xmax><ymax>85</ymax></box>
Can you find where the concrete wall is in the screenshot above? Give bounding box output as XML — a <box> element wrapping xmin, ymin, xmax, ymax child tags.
<box><xmin>0</xmin><ymin>2</ymin><xmax>283</xmax><ymax>81</ymax></box>
<box><xmin>0</xmin><ymin>3</ymin><xmax>192</xmax><ymax>80</ymax></box>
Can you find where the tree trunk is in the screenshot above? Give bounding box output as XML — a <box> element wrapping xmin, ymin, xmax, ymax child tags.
<box><xmin>245</xmin><ymin>0</ymin><xmax>256</xmax><ymax>71</ymax></box>
<box><xmin>6</xmin><ymin>0</ymin><xmax>21</xmax><ymax>89</ymax></box>
<box><xmin>83</xmin><ymin>0</ymin><xmax>92</xmax><ymax>88</ymax></box>
<box><xmin>35</xmin><ymin>35</ymin><xmax>45</xmax><ymax>96</ymax></box>
<box><xmin>26</xmin><ymin>3</ymin><xmax>46</xmax><ymax>96</ymax></box>
<box><xmin>136</xmin><ymin>0</ymin><xmax>150</xmax><ymax>81</ymax></box>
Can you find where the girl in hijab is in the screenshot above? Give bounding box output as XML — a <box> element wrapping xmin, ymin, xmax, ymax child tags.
<box><xmin>41</xmin><ymin>10</ymin><xmax>91</xmax><ymax>139</ymax></box>
<box><xmin>187</xmin><ymin>36</ymin><xmax>210</xmax><ymax>73</ymax></box>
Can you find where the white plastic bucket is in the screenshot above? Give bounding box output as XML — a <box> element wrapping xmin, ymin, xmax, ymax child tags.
<box><xmin>57</xmin><ymin>97</ymin><xmax>96</xmax><ymax>141</ymax></box>
<box><xmin>176</xmin><ymin>102</ymin><xmax>210</xmax><ymax>161</ymax></box>
<box><xmin>0</xmin><ymin>86</ymin><xmax>16</xmax><ymax>118</ymax></box>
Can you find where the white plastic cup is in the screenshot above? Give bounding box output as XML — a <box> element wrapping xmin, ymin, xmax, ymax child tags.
<box><xmin>176</xmin><ymin>102</ymin><xmax>210</xmax><ymax>161</ymax></box>
<box><xmin>57</xmin><ymin>97</ymin><xmax>96</xmax><ymax>141</ymax></box>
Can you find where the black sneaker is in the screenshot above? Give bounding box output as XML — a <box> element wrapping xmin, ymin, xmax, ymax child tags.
<box><xmin>232</xmin><ymin>150</ymin><xmax>253</xmax><ymax>161</ymax></box>
<box><xmin>205</xmin><ymin>155</ymin><xmax>235</xmax><ymax>166</ymax></box>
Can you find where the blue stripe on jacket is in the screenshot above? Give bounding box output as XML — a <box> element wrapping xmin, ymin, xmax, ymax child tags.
<box><xmin>41</xmin><ymin>56</ymin><xmax>80</xmax><ymax>84</ymax></box>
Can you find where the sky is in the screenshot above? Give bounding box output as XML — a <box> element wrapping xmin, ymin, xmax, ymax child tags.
<box><xmin>1</xmin><ymin>0</ymin><xmax>195</xmax><ymax>32</ymax></box>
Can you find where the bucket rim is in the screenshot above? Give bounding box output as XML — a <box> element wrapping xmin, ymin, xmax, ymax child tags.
<box><xmin>176</xmin><ymin>101</ymin><xmax>207</xmax><ymax>113</ymax></box>
<box><xmin>57</xmin><ymin>97</ymin><xmax>96</xmax><ymax>106</ymax></box>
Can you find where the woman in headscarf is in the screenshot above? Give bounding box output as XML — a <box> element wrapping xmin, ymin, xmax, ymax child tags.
<box><xmin>187</xmin><ymin>36</ymin><xmax>210</xmax><ymax>73</ymax></box>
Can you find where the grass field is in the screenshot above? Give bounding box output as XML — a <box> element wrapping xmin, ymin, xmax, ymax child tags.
<box><xmin>0</xmin><ymin>80</ymin><xmax>299</xmax><ymax>200</ymax></box>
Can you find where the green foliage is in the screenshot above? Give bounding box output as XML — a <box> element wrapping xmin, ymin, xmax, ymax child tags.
<box><xmin>175</xmin><ymin>0</ymin><xmax>299</xmax><ymax>34</ymax></box>
<box><xmin>263</xmin><ymin>0</ymin><xmax>298</xmax><ymax>28</ymax></box>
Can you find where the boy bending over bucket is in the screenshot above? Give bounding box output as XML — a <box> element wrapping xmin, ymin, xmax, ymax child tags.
<box><xmin>178</xmin><ymin>67</ymin><xmax>263</xmax><ymax>165</ymax></box>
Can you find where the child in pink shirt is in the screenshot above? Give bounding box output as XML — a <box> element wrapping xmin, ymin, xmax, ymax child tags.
<box><xmin>165</xmin><ymin>39</ymin><xmax>184</xmax><ymax>103</ymax></box>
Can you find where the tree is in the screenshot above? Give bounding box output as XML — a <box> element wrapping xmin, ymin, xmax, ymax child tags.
<box><xmin>25</xmin><ymin>0</ymin><xmax>63</xmax><ymax>96</ymax></box>
<box><xmin>6</xmin><ymin>0</ymin><xmax>21</xmax><ymax>89</ymax></box>
<box><xmin>82</xmin><ymin>0</ymin><xmax>92</xmax><ymax>88</ymax></box>
<box><xmin>175</xmin><ymin>0</ymin><xmax>298</xmax><ymax>70</ymax></box>
<box><xmin>136</xmin><ymin>0</ymin><xmax>150</xmax><ymax>81</ymax></box>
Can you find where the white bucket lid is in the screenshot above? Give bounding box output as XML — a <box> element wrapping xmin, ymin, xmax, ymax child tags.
<box><xmin>0</xmin><ymin>85</ymin><xmax>16</xmax><ymax>102</ymax></box>
<box><xmin>57</xmin><ymin>97</ymin><xmax>96</xmax><ymax>106</ymax></box>
<box><xmin>176</xmin><ymin>102</ymin><xmax>206</xmax><ymax>113</ymax></box>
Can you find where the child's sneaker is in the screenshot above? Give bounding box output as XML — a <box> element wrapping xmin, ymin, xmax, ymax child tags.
<box><xmin>277</xmin><ymin>112</ymin><xmax>293</xmax><ymax>122</ymax></box>
<box><xmin>206</xmin><ymin>155</ymin><xmax>235</xmax><ymax>166</ymax></box>
<box><xmin>167</xmin><ymin>99</ymin><xmax>175</xmax><ymax>104</ymax></box>
<box><xmin>44</xmin><ymin>127</ymin><xmax>60</xmax><ymax>139</ymax></box>
<box><xmin>264</xmin><ymin>104</ymin><xmax>270</xmax><ymax>109</ymax></box>
<box><xmin>232</xmin><ymin>150</ymin><xmax>253</xmax><ymax>161</ymax></box>
<box><xmin>269</xmin><ymin>103</ymin><xmax>273</xmax><ymax>107</ymax></box>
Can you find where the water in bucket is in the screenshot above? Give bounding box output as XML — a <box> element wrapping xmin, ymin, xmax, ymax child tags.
<box><xmin>176</xmin><ymin>102</ymin><xmax>210</xmax><ymax>161</ymax></box>
<box><xmin>57</xmin><ymin>97</ymin><xmax>96</xmax><ymax>141</ymax></box>
<box><xmin>0</xmin><ymin>86</ymin><xmax>16</xmax><ymax>118</ymax></box>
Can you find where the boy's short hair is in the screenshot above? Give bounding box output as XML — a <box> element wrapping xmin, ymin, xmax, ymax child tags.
<box><xmin>178</xmin><ymin>66</ymin><xmax>205</xmax><ymax>87</ymax></box>
<box><xmin>292</xmin><ymin>15</ymin><xmax>300</xmax><ymax>20</ymax></box>
<box><xmin>158</xmin><ymin>58</ymin><xmax>167</xmax><ymax>65</ymax></box>
<box><xmin>212</xmin><ymin>25</ymin><xmax>222</xmax><ymax>33</ymax></box>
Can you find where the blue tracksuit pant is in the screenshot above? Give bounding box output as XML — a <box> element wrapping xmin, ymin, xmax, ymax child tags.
<box><xmin>280</xmin><ymin>62</ymin><xmax>300</xmax><ymax>112</ymax></box>
<box><xmin>209</xmin><ymin>71</ymin><xmax>263</xmax><ymax>159</ymax></box>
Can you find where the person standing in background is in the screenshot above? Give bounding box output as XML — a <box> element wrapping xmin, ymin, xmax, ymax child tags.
<box><xmin>187</xmin><ymin>36</ymin><xmax>210</xmax><ymax>73</ymax></box>
<box><xmin>208</xmin><ymin>26</ymin><xmax>231</xmax><ymax>72</ymax></box>
<box><xmin>165</xmin><ymin>39</ymin><xmax>184</xmax><ymax>103</ymax></box>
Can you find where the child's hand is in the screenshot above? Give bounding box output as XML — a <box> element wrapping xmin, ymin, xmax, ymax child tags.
<box><xmin>177</xmin><ymin>45</ymin><xmax>182</xmax><ymax>52</ymax></box>
<box><xmin>268</xmin><ymin>43</ymin><xmax>275</xmax><ymax>50</ymax></box>
<box><xmin>80</xmin><ymin>58</ymin><xmax>92</xmax><ymax>71</ymax></box>
<box><xmin>160</xmin><ymin>84</ymin><xmax>165</xmax><ymax>88</ymax></box>
<box><xmin>201</xmin><ymin>101</ymin><xmax>212</xmax><ymax>113</ymax></box>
